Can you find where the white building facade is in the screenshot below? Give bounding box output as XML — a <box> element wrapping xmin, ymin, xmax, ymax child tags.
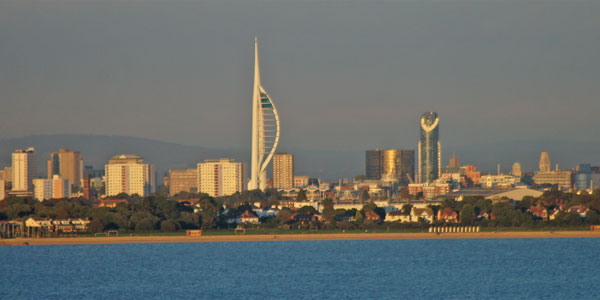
<box><xmin>12</xmin><ymin>148</ymin><xmax>36</xmax><ymax>192</ymax></box>
<box><xmin>198</xmin><ymin>159</ymin><xmax>245</xmax><ymax>197</ymax></box>
<box><xmin>105</xmin><ymin>155</ymin><xmax>156</xmax><ymax>197</ymax></box>
<box><xmin>33</xmin><ymin>175</ymin><xmax>72</xmax><ymax>201</ymax></box>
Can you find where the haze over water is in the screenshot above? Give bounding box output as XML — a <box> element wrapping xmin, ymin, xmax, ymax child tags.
<box><xmin>2</xmin><ymin>239</ymin><xmax>599</xmax><ymax>299</ymax></box>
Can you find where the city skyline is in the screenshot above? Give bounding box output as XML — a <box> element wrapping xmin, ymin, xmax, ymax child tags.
<box><xmin>1</xmin><ymin>2</ymin><xmax>599</xmax><ymax>155</ymax></box>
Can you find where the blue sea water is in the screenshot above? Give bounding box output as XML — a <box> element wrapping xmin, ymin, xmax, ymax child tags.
<box><xmin>1</xmin><ymin>238</ymin><xmax>599</xmax><ymax>299</ymax></box>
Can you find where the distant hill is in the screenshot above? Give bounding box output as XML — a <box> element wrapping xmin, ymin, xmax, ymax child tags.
<box><xmin>0</xmin><ymin>135</ymin><xmax>362</xmax><ymax>183</ymax></box>
<box><xmin>0</xmin><ymin>135</ymin><xmax>243</xmax><ymax>183</ymax></box>
<box><xmin>0</xmin><ymin>135</ymin><xmax>598</xmax><ymax>183</ymax></box>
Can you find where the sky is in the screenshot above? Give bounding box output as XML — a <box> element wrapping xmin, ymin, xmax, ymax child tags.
<box><xmin>1</xmin><ymin>1</ymin><xmax>599</xmax><ymax>154</ymax></box>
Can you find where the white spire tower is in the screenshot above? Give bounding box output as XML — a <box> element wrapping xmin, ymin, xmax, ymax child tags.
<box><xmin>248</xmin><ymin>37</ymin><xmax>280</xmax><ymax>191</ymax></box>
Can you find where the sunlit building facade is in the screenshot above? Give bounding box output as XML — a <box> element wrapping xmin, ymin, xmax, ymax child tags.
<box><xmin>418</xmin><ymin>112</ymin><xmax>441</xmax><ymax>184</ymax></box>
<box><xmin>198</xmin><ymin>159</ymin><xmax>245</xmax><ymax>197</ymax></box>
<box><xmin>168</xmin><ymin>168</ymin><xmax>198</xmax><ymax>196</ymax></box>
<box><xmin>47</xmin><ymin>149</ymin><xmax>83</xmax><ymax>190</ymax></box>
<box><xmin>105</xmin><ymin>154</ymin><xmax>156</xmax><ymax>197</ymax></box>
<box><xmin>12</xmin><ymin>148</ymin><xmax>36</xmax><ymax>192</ymax></box>
<box><xmin>273</xmin><ymin>153</ymin><xmax>294</xmax><ymax>189</ymax></box>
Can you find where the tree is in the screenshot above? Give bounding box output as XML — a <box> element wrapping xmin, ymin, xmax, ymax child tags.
<box><xmin>322</xmin><ymin>198</ymin><xmax>335</xmax><ymax>224</ymax></box>
<box><xmin>360</xmin><ymin>189</ymin><xmax>370</xmax><ymax>203</ymax></box>
<box><xmin>297</xmin><ymin>206</ymin><xmax>317</xmax><ymax>215</ymax></box>
<box><xmin>460</xmin><ymin>204</ymin><xmax>474</xmax><ymax>225</ymax></box>
<box><xmin>401</xmin><ymin>204</ymin><xmax>413</xmax><ymax>215</ymax></box>
<box><xmin>136</xmin><ymin>218</ymin><xmax>156</xmax><ymax>231</ymax></box>
<box><xmin>355</xmin><ymin>211</ymin><xmax>364</xmax><ymax>223</ymax></box>
<box><xmin>160</xmin><ymin>220</ymin><xmax>178</xmax><ymax>232</ymax></box>
<box><xmin>88</xmin><ymin>220</ymin><xmax>104</xmax><ymax>233</ymax></box>
<box><xmin>296</xmin><ymin>189</ymin><xmax>307</xmax><ymax>202</ymax></box>
<box><xmin>277</xmin><ymin>209</ymin><xmax>293</xmax><ymax>225</ymax></box>
<box><xmin>585</xmin><ymin>209</ymin><xmax>600</xmax><ymax>225</ymax></box>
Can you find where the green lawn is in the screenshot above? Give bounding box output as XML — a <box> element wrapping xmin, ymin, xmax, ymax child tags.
<box><xmin>70</xmin><ymin>226</ymin><xmax>592</xmax><ymax>238</ymax></box>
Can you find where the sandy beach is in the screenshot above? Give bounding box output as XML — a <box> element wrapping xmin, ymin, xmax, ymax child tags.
<box><xmin>2</xmin><ymin>231</ymin><xmax>600</xmax><ymax>246</ymax></box>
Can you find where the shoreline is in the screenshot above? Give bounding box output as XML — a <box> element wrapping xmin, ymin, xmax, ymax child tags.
<box><xmin>2</xmin><ymin>231</ymin><xmax>600</xmax><ymax>246</ymax></box>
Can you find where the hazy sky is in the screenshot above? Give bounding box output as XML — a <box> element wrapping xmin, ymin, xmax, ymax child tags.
<box><xmin>1</xmin><ymin>1</ymin><xmax>599</xmax><ymax>152</ymax></box>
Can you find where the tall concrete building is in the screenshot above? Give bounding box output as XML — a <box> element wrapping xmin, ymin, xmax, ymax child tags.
<box><xmin>273</xmin><ymin>153</ymin><xmax>294</xmax><ymax>189</ymax></box>
<box><xmin>365</xmin><ymin>149</ymin><xmax>414</xmax><ymax>184</ymax></box>
<box><xmin>365</xmin><ymin>150</ymin><xmax>383</xmax><ymax>180</ymax></box>
<box><xmin>418</xmin><ymin>112</ymin><xmax>441</xmax><ymax>183</ymax></box>
<box><xmin>33</xmin><ymin>175</ymin><xmax>71</xmax><ymax>201</ymax></box>
<box><xmin>382</xmin><ymin>149</ymin><xmax>415</xmax><ymax>184</ymax></box>
<box><xmin>105</xmin><ymin>154</ymin><xmax>156</xmax><ymax>197</ymax></box>
<box><xmin>249</xmin><ymin>37</ymin><xmax>280</xmax><ymax>191</ymax></box>
<box><xmin>12</xmin><ymin>148</ymin><xmax>36</xmax><ymax>192</ymax></box>
<box><xmin>198</xmin><ymin>159</ymin><xmax>245</xmax><ymax>197</ymax></box>
<box><xmin>168</xmin><ymin>168</ymin><xmax>198</xmax><ymax>196</ymax></box>
<box><xmin>47</xmin><ymin>149</ymin><xmax>83</xmax><ymax>190</ymax></box>
<box><xmin>539</xmin><ymin>152</ymin><xmax>551</xmax><ymax>172</ymax></box>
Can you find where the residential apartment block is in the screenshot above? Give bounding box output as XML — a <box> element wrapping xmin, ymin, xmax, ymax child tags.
<box><xmin>197</xmin><ymin>159</ymin><xmax>245</xmax><ymax>197</ymax></box>
<box><xmin>105</xmin><ymin>154</ymin><xmax>156</xmax><ymax>197</ymax></box>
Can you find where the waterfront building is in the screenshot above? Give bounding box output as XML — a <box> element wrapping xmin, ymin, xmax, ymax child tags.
<box><xmin>273</xmin><ymin>153</ymin><xmax>294</xmax><ymax>189</ymax></box>
<box><xmin>12</xmin><ymin>148</ymin><xmax>36</xmax><ymax>192</ymax></box>
<box><xmin>105</xmin><ymin>154</ymin><xmax>156</xmax><ymax>197</ymax></box>
<box><xmin>168</xmin><ymin>169</ymin><xmax>198</xmax><ymax>196</ymax></box>
<box><xmin>539</xmin><ymin>152</ymin><xmax>551</xmax><ymax>172</ymax></box>
<box><xmin>418</xmin><ymin>112</ymin><xmax>441</xmax><ymax>184</ymax></box>
<box><xmin>249</xmin><ymin>37</ymin><xmax>280</xmax><ymax>191</ymax></box>
<box><xmin>198</xmin><ymin>159</ymin><xmax>245</xmax><ymax>197</ymax></box>
<box><xmin>47</xmin><ymin>149</ymin><xmax>82</xmax><ymax>189</ymax></box>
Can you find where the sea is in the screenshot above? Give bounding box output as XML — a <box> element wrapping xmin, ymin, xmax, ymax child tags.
<box><xmin>1</xmin><ymin>238</ymin><xmax>598</xmax><ymax>299</ymax></box>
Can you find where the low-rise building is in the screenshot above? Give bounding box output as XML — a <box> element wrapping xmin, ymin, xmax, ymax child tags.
<box><xmin>386</xmin><ymin>210</ymin><xmax>411</xmax><ymax>223</ymax></box>
<box><xmin>411</xmin><ymin>207</ymin><xmax>434</xmax><ymax>223</ymax></box>
<box><xmin>438</xmin><ymin>207</ymin><xmax>459</xmax><ymax>223</ymax></box>
<box><xmin>533</xmin><ymin>170</ymin><xmax>573</xmax><ymax>191</ymax></box>
<box><xmin>239</xmin><ymin>210</ymin><xmax>259</xmax><ymax>224</ymax></box>
<box><xmin>97</xmin><ymin>198</ymin><xmax>129</xmax><ymax>208</ymax></box>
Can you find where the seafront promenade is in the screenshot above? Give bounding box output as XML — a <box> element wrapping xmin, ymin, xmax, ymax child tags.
<box><xmin>2</xmin><ymin>231</ymin><xmax>600</xmax><ymax>246</ymax></box>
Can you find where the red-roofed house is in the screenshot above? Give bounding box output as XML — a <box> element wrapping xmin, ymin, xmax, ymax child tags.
<box><xmin>365</xmin><ymin>211</ymin><xmax>381</xmax><ymax>222</ymax></box>
<box><xmin>438</xmin><ymin>208</ymin><xmax>459</xmax><ymax>223</ymax></box>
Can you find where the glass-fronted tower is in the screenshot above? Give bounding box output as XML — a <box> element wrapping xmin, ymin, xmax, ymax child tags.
<box><xmin>418</xmin><ymin>112</ymin><xmax>441</xmax><ymax>183</ymax></box>
<box><xmin>248</xmin><ymin>37</ymin><xmax>280</xmax><ymax>191</ymax></box>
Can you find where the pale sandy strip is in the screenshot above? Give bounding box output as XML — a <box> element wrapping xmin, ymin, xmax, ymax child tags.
<box><xmin>2</xmin><ymin>231</ymin><xmax>600</xmax><ymax>246</ymax></box>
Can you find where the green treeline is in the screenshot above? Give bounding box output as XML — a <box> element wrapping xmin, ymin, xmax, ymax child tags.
<box><xmin>1</xmin><ymin>189</ymin><xmax>600</xmax><ymax>233</ymax></box>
